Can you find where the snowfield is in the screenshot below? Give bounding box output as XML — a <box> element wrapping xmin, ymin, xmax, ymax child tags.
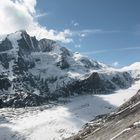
<box><xmin>0</xmin><ymin>81</ymin><xmax>140</xmax><ymax>140</ymax></box>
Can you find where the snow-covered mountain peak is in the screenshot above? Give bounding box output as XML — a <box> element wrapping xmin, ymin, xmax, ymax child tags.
<box><xmin>0</xmin><ymin>30</ymin><xmax>109</xmax><ymax>71</ymax></box>
<box><xmin>120</xmin><ymin>62</ymin><xmax>140</xmax><ymax>80</ymax></box>
<box><xmin>0</xmin><ymin>30</ymin><xmax>135</xmax><ymax>107</ymax></box>
<box><xmin>122</xmin><ymin>62</ymin><xmax>140</xmax><ymax>71</ymax></box>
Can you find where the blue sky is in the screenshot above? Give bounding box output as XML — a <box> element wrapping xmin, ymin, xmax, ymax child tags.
<box><xmin>36</xmin><ymin>0</ymin><xmax>140</xmax><ymax>67</ymax></box>
<box><xmin>0</xmin><ymin>0</ymin><xmax>140</xmax><ymax>67</ymax></box>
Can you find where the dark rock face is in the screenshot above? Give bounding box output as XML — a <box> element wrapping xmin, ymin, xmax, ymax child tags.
<box><xmin>57</xmin><ymin>56</ymin><xmax>70</xmax><ymax>69</ymax></box>
<box><xmin>18</xmin><ymin>30</ymin><xmax>39</xmax><ymax>54</ymax></box>
<box><xmin>39</xmin><ymin>39</ymin><xmax>56</xmax><ymax>52</ymax></box>
<box><xmin>60</xmin><ymin>47</ymin><xmax>71</xmax><ymax>56</ymax></box>
<box><xmin>0</xmin><ymin>38</ymin><xmax>13</xmax><ymax>52</ymax></box>
<box><xmin>0</xmin><ymin>92</ymin><xmax>48</xmax><ymax>108</ymax></box>
<box><xmin>80</xmin><ymin>58</ymin><xmax>98</xmax><ymax>69</ymax></box>
<box><xmin>58</xmin><ymin>72</ymin><xmax>132</xmax><ymax>96</ymax></box>
<box><xmin>82</xmin><ymin>72</ymin><xmax>114</xmax><ymax>92</ymax></box>
<box><xmin>63</xmin><ymin>72</ymin><xmax>105</xmax><ymax>95</ymax></box>
<box><xmin>13</xmin><ymin>57</ymin><xmax>35</xmax><ymax>75</ymax></box>
<box><xmin>0</xmin><ymin>74</ymin><xmax>11</xmax><ymax>90</ymax></box>
<box><xmin>0</xmin><ymin>53</ymin><xmax>11</xmax><ymax>69</ymax></box>
<box><xmin>111</xmin><ymin>72</ymin><xmax>132</xmax><ymax>88</ymax></box>
<box><xmin>56</xmin><ymin>47</ymin><xmax>71</xmax><ymax>69</ymax></box>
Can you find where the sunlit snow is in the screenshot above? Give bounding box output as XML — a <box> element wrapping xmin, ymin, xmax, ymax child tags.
<box><xmin>0</xmin><ymin>81</ymin><xmax>140</xmax><ymax>140</ymax></box>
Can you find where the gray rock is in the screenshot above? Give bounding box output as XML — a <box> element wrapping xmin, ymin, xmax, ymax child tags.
<box><xmin>67</xmin><ymin>90</ymin><xmax>140</xmax><ymax>140</ymax></box>
<box><xmin>0</xmin><ymin>37</ymin><xmax>13</xmax><ymax>52</ymax></box>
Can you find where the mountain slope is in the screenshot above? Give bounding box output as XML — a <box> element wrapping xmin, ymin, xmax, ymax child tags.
<box><xmin>68</xmin><ymin>89</ymin><xmax>140</xmax><ymax>140</ymax></box>
<box><xmin>0</xmin><ymin>81</ymin><xmax>140</xmax><ymax>140</ymax></box>
<box><xmin>0</xmin><ymin>31</ymin><xmax>134</xmax><ymax>107</ymax></box>
<box><xmin>121</xmin><ymin>62</ymin><xmax>140</xmax><ymax>81</ymax></box>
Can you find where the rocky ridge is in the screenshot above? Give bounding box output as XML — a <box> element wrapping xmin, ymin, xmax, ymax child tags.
<box><xmin>0</xmin><ymin>30</ymin><xmax>135</xmax><ymax>107</ymax></box>
<box><xmin>68</xmin><ymin>89</ymin><xmax>140</xmax><ymax>140</ymax></box>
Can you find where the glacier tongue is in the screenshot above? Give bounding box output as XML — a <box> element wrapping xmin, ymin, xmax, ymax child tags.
<box><xmin>0</xmin><ymin>80</ymin><xmax>140</xmax><ymax>140</ymax></box>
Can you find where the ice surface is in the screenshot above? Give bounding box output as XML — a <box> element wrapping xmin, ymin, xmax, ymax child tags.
<box><xmin>0</xmin><ymin>81</ymin><xmax>140</xmax><ymax>140</ymax></box>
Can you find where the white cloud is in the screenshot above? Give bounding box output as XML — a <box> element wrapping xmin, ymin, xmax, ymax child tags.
<box><xmin>0</xmin><ymin>0</ymin><xmax>119</xmax><ymax>44</ymax></box>
<box><xmin>0</xmin><ymin>0</ymin><xmax>73</xmax><ymax>43</ymax></box>
<box><xmin>65</xmin><ymin>29</ymin><xmax>103</xmax><ymax>38</ymax></box>
<box><xmin>34</xmin><ymin>12</ymin><xmax>47</xmax><ymax>19</ymax></box>
<box><xmin>0</xmin><ymin>0</ymin><xmax>33</xmax><ymax>33</ymax></box>
<box><xmin>74</xmin><ymin>22</ymin><xmax>79</xmax><ymax>27</ymax></box>
<box><xmin>75</xmin><ymin>44</ymin><xmax>81</xmax><ymax>48</ymax></box>
<box><xmin>71</xmin><ymin>20</ymin><xmax>79</xmax><ymax>27</ymax></box>
<box><xmin>22</xmin><ymin>0</ymin><xmax>36</xmax><ymax>14</ymax></box>
<box><xmin>112</xmin><ymin>61</ymin><xmax>119</xmax><ymax>67</ymax></box>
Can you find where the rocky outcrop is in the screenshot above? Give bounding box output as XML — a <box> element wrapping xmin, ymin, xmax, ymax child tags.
<box><xmin>0</xmin><ymin>53</ymin><xmax>12</xmax><ymax>69</ymax></box>
<box><xmin>58</xmin><ymin>71</ymin><xmax>132</xmax><ymax>96</ymax></box>
<box><xmin>39</xmin><ymin>39</ymin><xmax>56</xmax><ymax>52</ymax></box>
<box><xmin>0</xmin><ymin>74</ymin><xmax>11</xmax><ymax>90</ymax></box>
<box><xmin>0</xmin><ymin>37</ymin><xmax>13</xmax><ymax>52</ymax></box>
<box><xmin>68</xmin><ymin>90</ymin><xmax>140</xmax><ymax>140</ymax></box>
<box><xmin>0</xmin><ymin>92</ymin><xmax>48</xmax><ymax>108</ymax></box>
